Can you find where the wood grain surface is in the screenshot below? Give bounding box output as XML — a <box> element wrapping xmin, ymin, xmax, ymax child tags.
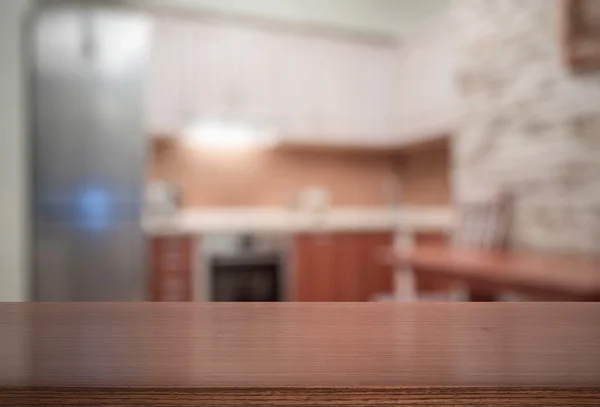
<box><xmin>1</xmin><ymin>303</ymin><xmax>600</xmax><ymax>405</ymax></box>
<box><xmin>3</xmin><ymin>387</ymin><xmax>600</xmax><ymax>406</ymax></box>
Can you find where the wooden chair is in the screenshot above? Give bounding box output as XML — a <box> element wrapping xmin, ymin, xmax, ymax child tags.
<box><xmin>394</xmin><ymin>187</ymin><xmax>511</xmax><ymax>302</ymax></box>
<box><xmin>453</xmin><ymin>188</ymin><xmax>511</xmax><ymax>251</ymax></box>
<box><xmin>450</xmin><ymin>188</ymin><xmax>511</xmax><ymax>301</ymax></box>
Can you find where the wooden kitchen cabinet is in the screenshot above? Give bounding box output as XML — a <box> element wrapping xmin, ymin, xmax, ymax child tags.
<box><xmin>294</xmin><ymin>232</ymin><xmax>394</xmax><ymax>302</ymax></box>
<box><xmin>150</xmin><ymin>235</ymin><xmax>195</xmax><ymax>302</ymax></box>
<box><xmin>294</xmin><ymin>234</ymin><xmax>336</xmax><ymax>302</ymax></box>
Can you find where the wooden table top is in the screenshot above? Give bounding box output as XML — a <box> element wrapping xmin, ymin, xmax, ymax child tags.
<box><xmin>403</xmin><ymin>246</ymin><xmax>600</xmax><ymax>300</ymax></box>
<box><xmin>1</xmin><ymin>303</ymin><xmax>600</xmax><ymax>389</ymax></box>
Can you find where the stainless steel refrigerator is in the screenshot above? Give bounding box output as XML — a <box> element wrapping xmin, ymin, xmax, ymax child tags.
<box><xmin>32</xmin><ymin>4</ymin><xmax>151</xmax><ymax>301</ymax></box>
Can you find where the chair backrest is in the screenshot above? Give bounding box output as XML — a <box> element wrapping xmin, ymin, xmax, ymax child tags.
<box><xmin>453</xmin><ymin>188</ymin><xmax>511</xmax><ymax>250</ymax></box>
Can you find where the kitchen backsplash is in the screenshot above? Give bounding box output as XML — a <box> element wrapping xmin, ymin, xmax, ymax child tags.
<box><xmin>148</xmin><ymin>139</ymin><xmax>451</xmax><ymax>208</ymax></box>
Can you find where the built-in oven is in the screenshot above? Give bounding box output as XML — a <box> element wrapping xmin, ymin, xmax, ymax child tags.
<box><xmin>201</xmin><ymin>234</ymin><xmax>290</xmax><ymax>302</ymax></box>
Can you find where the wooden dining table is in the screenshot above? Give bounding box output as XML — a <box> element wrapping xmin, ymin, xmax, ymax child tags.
<box><xmin>400</xmin><ymin>246</ymin><xmax>600</xmax><ymax>301</ymax></box>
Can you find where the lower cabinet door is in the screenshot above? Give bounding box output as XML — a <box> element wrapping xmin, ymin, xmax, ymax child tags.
<box><xmin>294</xmin><ymin>232</ymin><xmax>394</xmax><ymax>302</ymax></box>
<box><xmin>294</xmin><ymin>234</ymin><xmax>336</xmax><ymax>302</ymax></box>
<box><xmin>150</xmin><ymin>236</ymin><xmax>195</xmax><ymax>302</ymax></box>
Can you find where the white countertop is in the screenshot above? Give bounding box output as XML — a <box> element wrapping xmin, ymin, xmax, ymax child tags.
<box><xmin>143</xmin><ymin>207</ymin><xmax>455</xmax><ymax>236</ymax></box>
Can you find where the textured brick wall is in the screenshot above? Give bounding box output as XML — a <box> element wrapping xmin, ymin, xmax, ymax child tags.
<box><xmin>453</xmin><ymin>0</ymin><xmax>600</xmax><ymax>253</ymax></box>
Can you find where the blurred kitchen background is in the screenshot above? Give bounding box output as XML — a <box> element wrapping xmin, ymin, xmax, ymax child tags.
<box><xmin>2</xmin><ymin>0</ymin><xmax>600</xmax><ymax>302</ymax></box>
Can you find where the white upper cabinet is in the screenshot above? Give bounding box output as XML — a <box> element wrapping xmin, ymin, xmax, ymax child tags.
<box><xmin>352</xmin><ymin>43</ymin><xmax>400</xmax><ymax>146</ymax></box>
<box><xmin>276</xmin><ymin>33</ymin><xmax>322</xmax><ymax>140</ymax></box>
<box><xmin>146</xmin><ymin>17</ymin><xmax>401</xmax><ymax>146</ymax></box>
<box><xmin>147</xmin><ymin>18</ymin><xmax>228</xmax><ymax>135</ymax></box>
<box><xmin>181</xmin><ymin>21</ymin><xmax>227</xmax><ymax>127</ymax></box>
<box><xmin>222</xmin><ymin>24</ymin><xmax>281</xmax><ymax>127</ymax></box>
<box><xmin>394</xmin><ymin>20</ymin><xmax>459</xmax><ymax>142</ymax></box>
<box><xmin>319</xmin><ymin>39</ymin><xmax>356</xmax><ymax>142</ymax></box>
<box><xmin>146</xmin><ymin>18</ymin><xmax>185</xmax><ymax>135</ymax></box>
<box><xmin>273</xmin><ymin>34</ymin><xmax>400</xmax><ymax>145</ymax></box>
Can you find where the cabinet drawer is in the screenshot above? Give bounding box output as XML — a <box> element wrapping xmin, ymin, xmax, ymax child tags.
<box><xmin>150</xmin><ymin>236</ymin><xmax>194</xmax><ymax>302</ymax></box>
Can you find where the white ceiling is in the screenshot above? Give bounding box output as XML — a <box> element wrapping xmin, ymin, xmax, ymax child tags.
<box><xmin>122</xmin><ymin>0</ymin><xmax>450</xmax><ymax>38</ymax></box>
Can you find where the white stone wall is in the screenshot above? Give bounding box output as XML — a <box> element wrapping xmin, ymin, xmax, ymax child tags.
<box><xmin>453</xmin><ymin>0</ymin><xmax>600</xmax><ymax>254</ymax></box>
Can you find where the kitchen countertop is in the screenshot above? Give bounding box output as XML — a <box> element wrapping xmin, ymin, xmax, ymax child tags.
<box><xmin>1</xmin><ymin>303</ymin><xmax>599</xmax><ymax>405</ymax></box>
<box><xmin>143</xmin><ymin>207</ymin><xmax>455</xmax><ymax>236</ymax></box>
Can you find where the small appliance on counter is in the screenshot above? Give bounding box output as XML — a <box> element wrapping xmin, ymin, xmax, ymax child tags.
<box><xmin>145</xmin><ymin>181</ymin><xmax>182</xmax><ymax>220</ymax></box>
<box><xmin>288</xmin><ymin>187</ymin><xmax>331</xmax><ymax>228</ymax></box>
<box><xmin>296</xmin><ymin>187</ymin><xmax>330</xmax><ymax>213</ymax></box>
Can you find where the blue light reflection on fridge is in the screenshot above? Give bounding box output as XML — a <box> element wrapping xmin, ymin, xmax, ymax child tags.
<box><xmin>76</xmin><ymin>187</ymin><xmax>112</xmax><ymax>233</ymax></box>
